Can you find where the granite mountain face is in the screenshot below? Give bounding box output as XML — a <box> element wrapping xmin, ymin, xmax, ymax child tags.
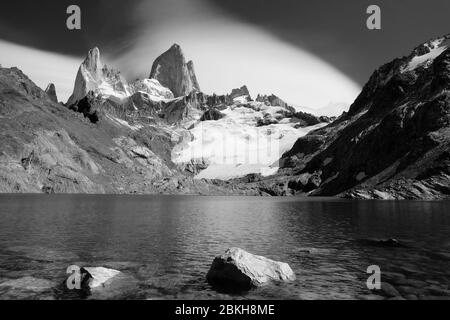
<box><xmin>269</xmin><ymin>34</ymin><xmax>450</xmax><ymax>199</ymax></box>
<box><xmin>149</xmin><ymin>44</ymin><xmax>201</xmax><ymax>97</ymax></box>
<box><xmin>0</xmin><ymin>36</ymin><xmax>449</xmax><ymax>198</ymax></box>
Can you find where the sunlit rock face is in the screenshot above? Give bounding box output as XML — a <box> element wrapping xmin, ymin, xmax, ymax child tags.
<box><xmin>149</xmin><ymin>44</ymin><xmax>201</xmax><ymax>97</ymax></box>
<box><xmin>206</xmin><ymin>248</ymin><xmax>296</xmax><ymax>291</ymax></box>
<box><xmin>67</xmin><ymin>47</ymin><xmax>130</xmax><ymax>106</ymax></box>
<box><xmin>129</xmin><ymin>78</ymin><xmax>174</xmax><ymax>101</ymax></box>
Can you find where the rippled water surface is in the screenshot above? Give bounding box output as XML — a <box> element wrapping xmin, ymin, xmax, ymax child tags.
<box><xmin>0</xmin><ymin>195</ymin><xmax>449</xmax><ymax>300</ymax></box>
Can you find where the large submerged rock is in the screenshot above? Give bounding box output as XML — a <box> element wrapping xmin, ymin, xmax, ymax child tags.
<box><xmin>206</xmin><ymin>248</ymin><xmax>296</xmax><ymax>291</ymax></box>
<box><xmin>83</xmin><ymin>267</ymin><xmax>121</xmax><ymax>289</ymax></box>
<box><xmin>65</xmin><ymin>266</ymin><xmax>121</xmax><ymax>292</ymax></box>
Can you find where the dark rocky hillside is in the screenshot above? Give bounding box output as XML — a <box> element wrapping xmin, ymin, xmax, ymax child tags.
<box><xmin>0</xmin><ymin>67</ymin><xmax>249</xmax><ymax>194</ymax></box>
<box><xmin>2</xmin><ymin>34</ymin><xmax>448</xmax><ymax>199</ymax></box>
<box><xmin>267</xmin><ymin>35</ymin><xmax>450</xmax><ymax>199</ymax></box>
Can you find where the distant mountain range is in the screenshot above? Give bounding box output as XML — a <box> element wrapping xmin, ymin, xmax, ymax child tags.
<box><xmin>0</xmin><ymin>34</ymin><xmax>449</xmax><ymax>199</ymax></box>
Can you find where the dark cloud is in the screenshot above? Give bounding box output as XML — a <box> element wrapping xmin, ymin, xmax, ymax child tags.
<box><xmin>207</xmin><ymin>0</ymin><xmax>450</xmax><ymax>85</ymax></box>
<box><xmin>0</xmin><ymin>0</ymin><xmax>448</xmax><ymax>85</ymax></box>
<box><xmin>0</xmin><ymin>0</ymin><xmax>140</xmax><ymax>56</ymax></box>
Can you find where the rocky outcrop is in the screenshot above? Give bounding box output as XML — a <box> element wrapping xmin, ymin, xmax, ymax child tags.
<box><xmin>200</xmin><ymin>108</ymin><xmax>225</xmax><ymax>121</ymax></box>
<box><xmin>230</xmin><ymin>85</ymin><xmax>251</xmax><ymax>101</ymax></box>
<box><xmin>161</xmin><ymin>92</ymin><xmax>204</xmax><ymax>126</ymax></box>
<box><xmin>292</xmin><ymin>111</ymin><xmax>322</xmax><ymax>127</ymax></box>
<box><xmin>278</xmin><ymin>34</ymin><xmax>450</xmax><ymax>199</ymax></box>
<box><xmin>187</xmin><ymin>60</ymin><xmax>200</xmax><ymax>94</ymax></box>
<box><xmin>68</xmin><ymin>91</ymin><xmax>100</xmax><ymax>123</ymax></box>
<box><xmin>256</xmin><ymin>94</ymin><xmax>289</xmax><ymax>109</ymax></box>
<box><xmin>206</xmin><ymin>248</ymin><xmax>296</xmax><ymax>291</ymax></box>
<box><xmin>67</xmin><ymin>47</ymin><xmax>129</xmax><ymax>106</ymax></box>
<box><xmin>180</xmin><ymin>158</ymin><xmax>210</xmax><ymax>175</ymax></box>
<box><xmin>64</xmin><ymin>266</ymin><xmax>139</xmax><ymax>299</ymax></box>
<box><xmin>149</xmin><ymin>44</ymin><xmax>201</xmax><ymax>97</ymax></box>
<box><xmin>45</xmin><ymin>83</ymin><xmax>58</xmax><ymax>103</ymax></box>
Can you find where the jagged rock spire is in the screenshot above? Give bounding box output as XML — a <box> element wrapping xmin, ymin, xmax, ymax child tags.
<box><xmin>45</xmin><ymin>83</ymin><xmax>58</xmax><ymax>103</ymax></box>
<box><xmin>66</xmin><ymin>47</ymin><xmax>129</xmax><ymax>105</ymax></box>
<box><xmin>149</xmin><ymin>44</ymin><xmax>201</xmax><ymax>97</ymax></box>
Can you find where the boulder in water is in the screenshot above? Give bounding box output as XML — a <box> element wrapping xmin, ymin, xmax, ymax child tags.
<box><xmin>83</xmin><ymin>267</ymin><xmax>121</xmax><ymax>288</ymax></box>
<box><xmin>206</xmin><ymin>248</ymin><xmax>295</xmax><ymax>291</ymax></box>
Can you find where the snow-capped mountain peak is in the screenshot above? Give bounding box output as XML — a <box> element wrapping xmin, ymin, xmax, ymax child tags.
<box><xmin>129</xmin><ymin>78</ymin><xmax>175</xmax><ymax>101</ymax></box>
<box><xmin>149</xmin><ymin>44</ymin><xmax>201</xmax><ymax>97</ymax></box>
<box><xmin>67</xmin><ymin>47</ymin><xmax>130</xmax><ymax>105</ymax></box>
<box><xmin>402</xmin><ymin>34</ymin><xmax>450</xmax><ymax>73</ymax></box>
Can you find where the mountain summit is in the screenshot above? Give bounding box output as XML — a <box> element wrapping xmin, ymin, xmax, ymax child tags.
<box><xmin>276</xmin><ymin>34</ymin><xmax>450</xmax><ymax>199</ymax></box>
<box><xmin>149</xmin><ymin>44</ymin><xmax>201</xmax><ymax>97</ymax></box>
<box><xmin>67</xmin><ymin>47</ymin><xmax>129</xmax><ymax>105</ymax></box>
<box><xmin>45</xmin><ymin>83</ymin><xmax>58</xmax><ymax>103</ymax></box>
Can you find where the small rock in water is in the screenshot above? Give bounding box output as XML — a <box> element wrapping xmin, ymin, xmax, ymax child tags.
<box><xmin>83</xmin><ymin>267</ymin><xmax>121</xmax><ymax>289</ymax></box>
<box><xmin>380</xmin><ymin>282</ymin><xmax>401</xmax><ymax>298</ymax></box>
<box><xmin>359</xmin><ymin>238</ymin><xmax>405</xmax><ymax>248</ymax></box>
<box><xmin>64</xmin><ymin>266</ymin><xmax>121</xmax><ymax>293</ymax></box>
<box><xmin>206</xmin><ymin>248</ymin><xmax>296</xmax><ymax>292</ymax></box>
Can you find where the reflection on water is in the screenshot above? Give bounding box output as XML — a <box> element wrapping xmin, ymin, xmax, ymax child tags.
<box><xmin>0</xmin><ymin>195</ymin><xmax>449</xmax><ymax>300</ymax></box>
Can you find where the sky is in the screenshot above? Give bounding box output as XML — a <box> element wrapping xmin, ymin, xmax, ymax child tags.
<box><xmin>0</xmin><ymin>0</ymin><xmax>449</xmax><ymax>114</ymax></box>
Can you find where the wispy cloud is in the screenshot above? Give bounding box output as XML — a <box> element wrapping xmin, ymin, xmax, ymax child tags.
<box><xmin>111</xmin><ymin>0</ymin><xmax>361</xmax><ymax>110</ymax></box>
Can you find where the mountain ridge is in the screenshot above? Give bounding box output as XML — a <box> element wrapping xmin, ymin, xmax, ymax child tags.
<box><xmin>1</xmin><ymin>35</ymin><xmax>449</xmax><ymax>198</ymax></box>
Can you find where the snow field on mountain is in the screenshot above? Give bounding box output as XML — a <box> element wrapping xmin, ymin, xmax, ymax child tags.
<box><xmin>402</xmin><ymin>38</ymin><xmax>450</xmax><ymax>73</ymax></box>
<box><xmin>173</xmin><ymin>104</ymin><xmax>326</xmax><ymax>180</ymax></box>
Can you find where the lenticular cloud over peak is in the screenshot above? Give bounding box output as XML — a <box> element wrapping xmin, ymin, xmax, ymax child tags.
<box><xmin>110</xmin><ymin>0</ymin><xmax>361</xmax><ymax>111</ymax></box>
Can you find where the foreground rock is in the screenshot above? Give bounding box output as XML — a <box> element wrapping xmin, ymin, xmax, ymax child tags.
<box><xmin>83</xmin><ymin>267</ymin><xmax>121</xmax><ymax>289</ymax></box>
<box><xmin>65</xmin><ymin>266</ymin><xmax>121</xmax><ymax>290</ymax></box>
<box><xmin>62</xmin><ymin>266</ymin><xmax>140</xmax><ymax>299</ymax></box>
<box><xmin>206</xmin><ymin>248</ymin><xmax>296</xmax><ymax>291</ymax></box>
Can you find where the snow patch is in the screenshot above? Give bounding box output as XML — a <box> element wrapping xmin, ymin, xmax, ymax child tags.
<box><xmin>130</xmin><ymin>78</ymin><xmax>174</xmax><ymax>100</ymax></box>
<box><xmin>402</xmin><ymin>38</ymin><xmax>449</xmax><ymax>73</ymax></box>
<box><xmin>172</xmin><ymin>103</ymin><xmax>326</xmax><ymax>180</ymax></box>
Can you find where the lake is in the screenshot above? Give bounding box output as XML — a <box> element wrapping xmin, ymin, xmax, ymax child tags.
<box><xmin>0</xmin><ymin>195</ymin><xmax>449</xmax><ymax>300</ymax></box>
